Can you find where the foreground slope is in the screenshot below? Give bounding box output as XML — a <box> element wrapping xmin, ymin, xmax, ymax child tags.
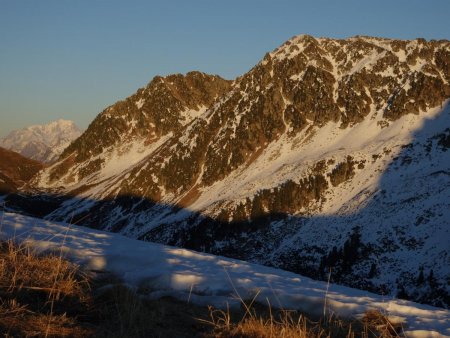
<box><xmin>0</xmin><ymin>119</ymin><xmax>82</xmax><ymax>163</ymax></box>
<box><xmin>1</xmin><ymin>211</ymin><xmax>449</xmax><ymax>337</ymax></box>
<box><xmin>26</xmin><ymin>36</ymin><xmax>450</xmax><ymax>306</ymax></box>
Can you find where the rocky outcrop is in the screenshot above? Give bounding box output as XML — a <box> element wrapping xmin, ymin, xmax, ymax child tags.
<box><xmin>329</xmin><ymin>156</ymin><xmax>355</xmax><ymax>187</ymax></box>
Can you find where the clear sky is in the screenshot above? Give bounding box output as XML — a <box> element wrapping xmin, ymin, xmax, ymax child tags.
<box><xmin>1</xmin><ymin>0</ymin><xmax>449</xmax><ymax>137</ymax></box>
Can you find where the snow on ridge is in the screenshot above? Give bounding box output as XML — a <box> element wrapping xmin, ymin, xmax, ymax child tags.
<box><xmin>179</xmin><ymin>105</ymin><xmax>208</xmax><ymax>125</ymax></box>
<box><xmin>0</xmin><ymin>211</ymin><xmax>448</xmax><ymax>337</ymax></box>
<box><xmin>99</xmin><ymin>134</ymin><xmax>172</xmax><ymax>180</ymax></box>
<box><xmin>135</xmin><ymin>98</ymin><xmax>145</xmax><ymax>109</ymax></box>
<box><xmin>191</xmin><ymin>99</ymin><xmax>446</xmax><ymax>214</ymax></box>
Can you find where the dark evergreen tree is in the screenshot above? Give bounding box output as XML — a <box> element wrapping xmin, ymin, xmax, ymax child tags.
<box><xmin>368</xmin><ymin>262</ymin><xmax>377</xmax><ymax>278</ymax></box>
<box><xmin>397</xmin><ymin>285</ymin><xmax>409</xmax><ymax>300</ymax></box>
<box><xmin>250</xmin><ymin>194</ymin><xmax>264</xmax><ymax>220</ymax></box>
<box><xmin>327</xmin><ymin>246</ymin><xmax>339</xmax><ymax>266</ymax></box>
<box><xmin>417</xmin><ymin>267</ymin><xmax>425</xmax><ymax>285</ymax></box>
<box><xmin>428</xmin><ymin>269</ymin><xmax>436</xmax><ymax>287</ymax></box>
<box><xmin>319</xmin><ymin>255</ymin><xmax>326</xmax><ymax>270</ymax></box>
<box><xmin>342</xmin><ymin>226</ymin><xmax>361</xmax><ymax>269</ymax></box>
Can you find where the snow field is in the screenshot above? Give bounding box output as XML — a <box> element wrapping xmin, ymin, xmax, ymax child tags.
<box><xmin>0</xmin><ymin>212</ymin><xmax>448</xmax><ymax>337</ymax></box>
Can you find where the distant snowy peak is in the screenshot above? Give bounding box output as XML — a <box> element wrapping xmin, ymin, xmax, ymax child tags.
<box><xmin>0</xmin><ymin>119</ymin><xmax>82</xmax><ymax>163</ymax></box>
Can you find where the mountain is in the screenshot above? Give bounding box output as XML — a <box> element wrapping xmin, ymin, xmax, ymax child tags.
<box><xmin>21</xmin><ymin>36</ymin><xmax>450</xmax><ymax>307</ymax></box>
<box><xmin>0</xmin><ymin>119</ymin><xmax>83</xmax><ymax>163</ymax></box>
<box><xmin>0</xmin><ymin>147</ymin><xmax>43</xmax><ymax>194</ymax></box>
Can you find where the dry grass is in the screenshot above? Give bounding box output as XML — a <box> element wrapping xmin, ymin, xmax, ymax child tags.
<box><xmin>362</xmin><ymin>310</ymin><xmax>404</xmax><ymax>337</ymax></box>
<box><xmin>0</xmin><ymin>239</ymin><xmax>405</xmax><ymax>337</ymax></box>
<box><xmin>0</xmin><ymin>240</ymin><xmax>93</xmax><ymax>337</ymax></box>
<box><xmin>200</xmin><ymin>293</ymin><xmax>405</xmax><ymax>338</ymax></box>
<box><xmin>0</xmin><ymin>240</ymin><xmax>211</xmax><ymax>337</ymax></box>
<box><xmin>203</xmin><ymin>305</ymin><xmax>405</xmax><ymax>338</ymax></box>
<box><xmin>203</xmin><ymin>305</ymin><xmax>317</xmax><ymax>338</ymax></box>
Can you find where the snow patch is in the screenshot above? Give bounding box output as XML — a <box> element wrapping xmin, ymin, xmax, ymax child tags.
<box><xmin>0</xmin><ymin>212</ymin><xmax>448</xmax><ymax>337</ymax></box>
<box><xmin>135</xmin><ymin>98</ymin><xmax>145</xmax><ymax>109</ymax></box>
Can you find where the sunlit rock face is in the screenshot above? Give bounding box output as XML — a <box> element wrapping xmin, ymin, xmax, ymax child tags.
<box><xmin>19</xmin><ymin>36</ymin><xmax>450</xmax><ymax>308</ymax></box>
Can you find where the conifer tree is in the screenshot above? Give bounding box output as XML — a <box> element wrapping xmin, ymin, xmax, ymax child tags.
<box><xmin>368</xmin><ymin>262</ymin><xmax>377</xmax><ymax>278</ymax></box>
<box><xmin>428</xmin><ymin>269</ymin><xmax>436</xmax><ymax>287</ymax></box>
<box><xmin>417</xmin><ymin>267</ymin><xmax>425</xmax><ymax>285</ymax></box>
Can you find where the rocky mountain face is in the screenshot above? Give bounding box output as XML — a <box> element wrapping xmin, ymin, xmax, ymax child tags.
<box><xmin>23</xmin><ymin>36</ymin><xmax>450</xmax><ymax>307</ymax></box>
<box><xmin>0</xmin><ymin>119</ymin><xmax>82</xmax><ymax>163</ymax></box>
<box><xmin>0</xmin><ymin>147</ymin><xmax>43</xmax><ymax>194</ymax></box>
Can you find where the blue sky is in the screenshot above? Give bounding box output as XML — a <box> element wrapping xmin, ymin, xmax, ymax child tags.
<box><xmin>1</xmin><ymin>0</ymin><xmax>449</xmax><ymax>137</ymax></box>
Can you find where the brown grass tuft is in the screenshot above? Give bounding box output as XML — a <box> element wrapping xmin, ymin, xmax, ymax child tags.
<box><xmin>0</xmin><ymin>240</ymin><xmax>211</xmax><ymax>337</ymax></box>
<box><xmin>204</xmin><ymin>306</ymin><xmax>314</xmax><ymax>338</ymax></box>
<box><xmin>0</xmin><ymin>240</ymin><xmax>92</xmax><ymax>337</ymax></box>
<box><xmin>362</xmin><ymin>310</ymin><xmax>404</xmax><ymax>337</ymax></box>
<box><xmin>202</xmin><ymin>300</ymin><xmax>406</xmax><ymax>338</ymax></box>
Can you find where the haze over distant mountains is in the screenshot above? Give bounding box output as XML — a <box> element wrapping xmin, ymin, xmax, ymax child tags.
<box><xmin>0</xmin><ymin>119</ymin><xmax>82</xmax><ymax>163</ymax></box>
<box><xmin>4</xmin><ymin>35</ymin><xmax>450</xmax><ymax>308</ymax></box>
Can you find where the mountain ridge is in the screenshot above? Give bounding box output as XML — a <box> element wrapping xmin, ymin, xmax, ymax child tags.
<box><xmin>12</xmin><ymin>35</ymin><xmax>450</xmax><ymax>307</ymax></box>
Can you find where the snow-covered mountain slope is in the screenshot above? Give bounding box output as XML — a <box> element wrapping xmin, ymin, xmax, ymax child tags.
<box><xmin>41</xmin><ymin>71</ymin><xmax>231</xmax><ymax>183</ymax></box>
<box><xmin>1</xmin><ymin>211</ymin><xmax>448</xmax><ymax>337</ymax></box>
<box><xmin>20</xmin><ymin>36</ymin><xmax>450</xmax><ymax>307</ymax></box>
<box><xmin>0</xmin><ymin>119</ymin><xmax>82</xmax><ymax>163</ymax></box>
